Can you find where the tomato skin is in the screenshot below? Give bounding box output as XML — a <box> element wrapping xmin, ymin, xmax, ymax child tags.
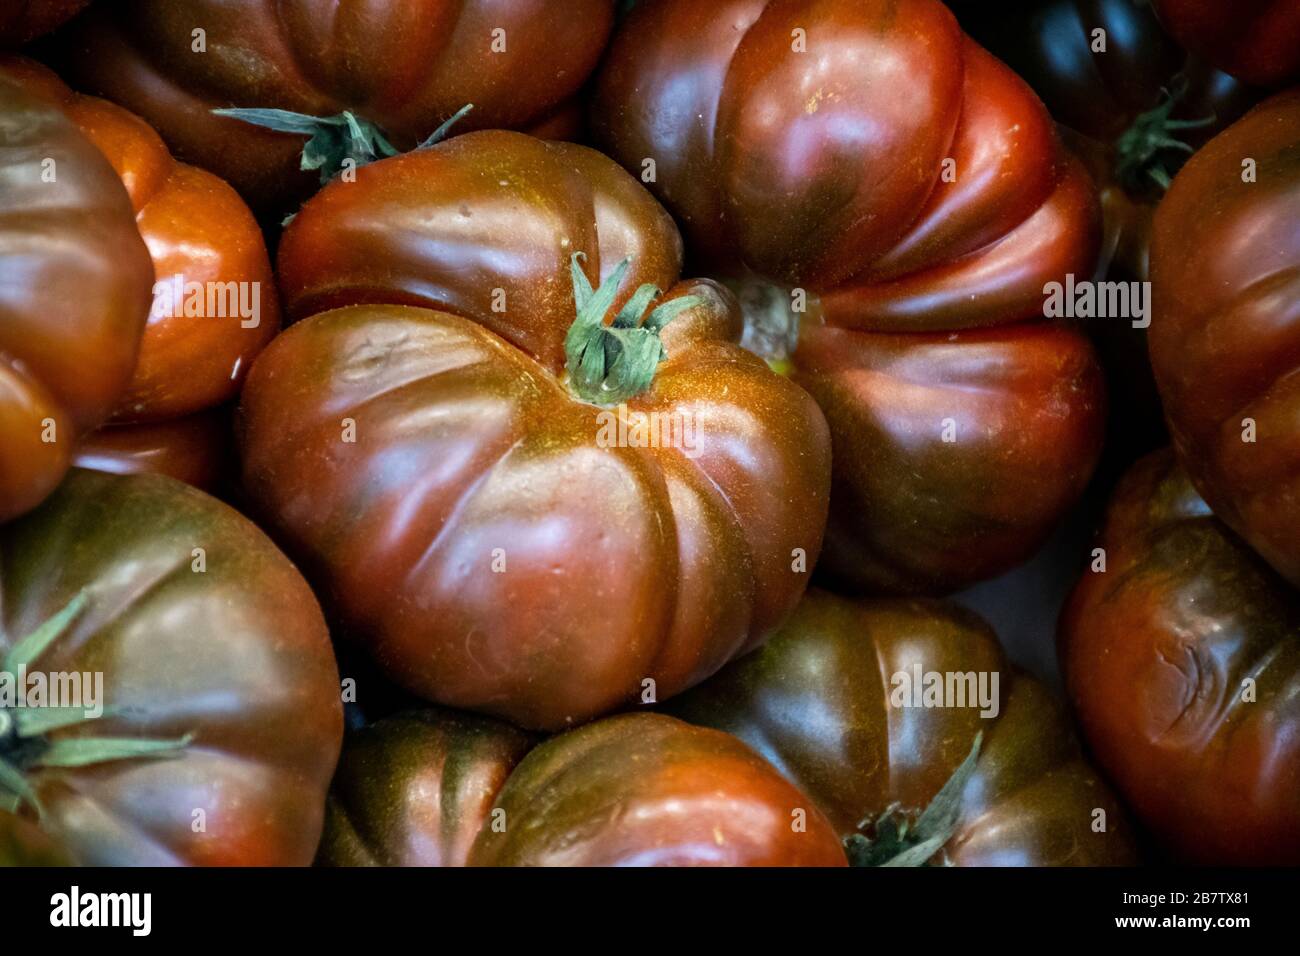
<box><xmin>0</xmin><ymin>470</ymin><xmax>344</xmax><ymax>866</ymax></box>
<box><xmin>247</xmin><ymin>130</ymin><xmax>830</xmax><ymax>731</ymax></box>
<box><xmin>53</xmin><ymin>0</ymin><xmax>615</xmax><ymax>211</ymax></box>
<box><xmin>1154</xmin><ymin>0</ymin><xmax>1300</xmax><ymax>88</ymax></box>
<box><xmin>795</xmin><ymin>323</ymin><xmax>1105</xmax><ymax>594</ymax></box>
<box><xmin>319</xmin><ymin>711</ymin><xmax>844</xmax><ymax>866</ymax></box>
<box><xmin>1148</xmin><ymin>91</ymin><xmax>1300</xmax><ymax>588</ymax></box>
<box><xmin>0</xmin><ymin>1</ymin><xmax>88</xmax><ymax>45</ymax></box>
<box><xmin>0</xmin><ymin>56</ymin><xmax>281</xmax><ymax>424</ymax></box>
<box><xmin>0</xmin><ymin>77</ymin><xmax>153</xmax><ymax>522</ymax></box>
<box><xmin>593</xmin><ymin>0</ymin><xmax>1105</xmax><ymax>594</ymax></box>
<box><xmin>668</xmin><ymin>589</ymin><xmax>1139</xmax><ymax>866</ymax></box>
<box><xmin>0</xmin><ymin>810</ymin><xmax>71</xmax><ymax>866</ymax></box>
<box><xmin>74</xmin><ymin>406</ymin><xmax>234</xmax><ymax>495</ymax></box>
<box><xmin>318</xmin><ymin>709</ymin><xmax>532</xmax><ymax>867</ymax></box>
<box><xmin>1060</xmin><ymin>450</ymin><xmax>1300</xmax><ymax>864</ymax></box>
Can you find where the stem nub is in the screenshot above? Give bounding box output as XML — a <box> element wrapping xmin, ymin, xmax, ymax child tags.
<box><xmin>563</xmin><ymin>253</ymin><xmax>700</xmax><ymax>405</ymax></box>
<box><xmin>844</xmin><ymin>732</ymin><xmax>983</xmax><ymax>867</ymax></box>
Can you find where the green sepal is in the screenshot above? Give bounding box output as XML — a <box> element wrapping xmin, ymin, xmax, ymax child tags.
<box><xmin>845</xmin><ymin>731</ymin><xmax>983</xmax><ymax>867</ymax></box>
<box><xmin>563</xmin><ymin>253</ymin><xmax>700</xmax><ymax>405</ymax></box>
<box><xmin>33</xmin><ymin>734</ymin><xmax>194</xmax><ymax>770</ymax></box>
<box><xmin>1114</xmin><ymin>79</ymin><xmax>1215</xmax><ymax>195</ymax></box>
<box><xmin>0</xmin><ymin>755</ymin><xmax>42</xmax><ymax>817</ymax></box>
<box><xmin>3</xmin><ymin>591</ymin><xmax>87</xmax><ymax>673</ymax></box>
<box><xmin>214</xmin><ymin>102</ymin><xmax>473</xmax><ymax>185</ymax></box>
<box><xmin>14</xmin><ymin>706</ymin><xmax>117</xmax><ymax>738</ymax></box>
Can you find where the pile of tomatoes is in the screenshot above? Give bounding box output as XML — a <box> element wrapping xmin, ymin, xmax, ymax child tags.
<box><xmin>1</xmin><ymin>0</ymin><xmax>1296</xmax><ymax>868</ymax></box>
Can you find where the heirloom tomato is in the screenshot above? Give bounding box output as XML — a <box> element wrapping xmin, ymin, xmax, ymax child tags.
<box><xmin>0</xmin><ymin>470</ymin><xmax>343</xmax><ymax>866</ymax></box>
<box><xmin>242</xmin><ymin>130</ymin><xmax>831</xmax><ymax>732</ymax></box>
<box><xmin>1148</xmin><ymin>90</ymin><xmax>1300</xmax><ymax>587</ymax></box>
<box><xmin>593</xmin><ymin>0</ymin><xmax>1106</xmax><ymax>594</ymax></box>
<box><xmin>319</xmin><ymin>710</ymin><xmax>846</xmax><ymax>867</ymax></box>
<box><xmin>1154</xmin><ymin>0</ymin><xmax>1300</xmax><ymax>88</ymax></box>
<box><xmin>0</xmin><ymin>56</ymin><xmax>280</xmax><ymax>424</ymax></box>
<box><xmin>0</xmin><ymin>77</ymin><xmax>152</xmax><ymax>523</ymax></box>
<box><xmin>959</xmin><ymin>0</ymin><xmax>1259</xmax><ymax>281</ymax></box>
<box><xmin>55</xmin><ymin>0</ymin><xmax>616</xmax><ymax>211</ymax></box>
<box><xmin>669</xmin><ymin>589</ymin><xmax>1138</xmax><ymax>866</ymax></box>
<box><xmin>0</xmin><ymin>1</ymin><xmax>88</xmax><ymax>46</ymax></box>
<box><xmin>1060</xmin><ymin>450</ymin><xmax>1300</xmax><ymax>864</ymax></box>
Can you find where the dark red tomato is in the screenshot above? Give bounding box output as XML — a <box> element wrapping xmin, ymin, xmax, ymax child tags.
<box><xmin>593</xmin><ymin>0</ymin><xmax>1106</xmax><ymax>594</ymax></box>
<box><xmin>74</xmin><ymin>406</ymin><xmax>235</xmax><ymax>495</ymax></box>
<box><xmin>668</xmin><ymin>589</ymin><xmax>1138</xmax><ymax>866</ymax></box>
<box><xmin>958</xmin><ymin>0</ymin><xmax>1259</xmax><ymax>281</ymax></box>
<box><xmin>320</xmin><ymin>710</ymin><xmax>846</xmax><ymax>866</ymax></box>
<box><xmin>54</xmin><ymin>0</ymin><xmax>615</xmax><ymax>211</ymax></box>
<box><xmin>0</xmin><ymin>1</ymin><xmax>88</xmax><ymax>46</ymax></box>
<box><xmin>1060</xmin><ymin>450</ymin><xmax>1300</xmax><ymax>864</ymax></box>
<box><xmin>1148</xmin><ymin>91</ymin><xmax>1300</xmax><ymax>588</ymax></box>
<box><xmin>1155</xmin><ymin>0</ymin><xmax>1300</xmax><ymax>88</ymax></box>
<box><xmin>0</xmin><ymin>56</ymin><xmax>280</xmax><ymax>424</ymax></box>
<box><xmin>0</xmin><ymin>77</ymin><xmax>152</xmax><ymax>523</ymax></box>
<box><xmin>0</xmin><ymin>470</ymin><xmax>343</xmax><ymax>865</ymax></box>
<box><xmin>243</xmin><ymin>130</ymin><xmax>831</xmax><ymax>732</ymax></box>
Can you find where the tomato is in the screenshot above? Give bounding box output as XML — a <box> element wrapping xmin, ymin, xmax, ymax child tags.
<box><xmin>0</xmin><ymin>56</ymin><xmax>280</xmax><ymax>424</ymax></box>
<box><xmin>54</xmin><ymin>0</ymin><xmax>616</xmax><ymax>211</ymax></box>
<box><xmin>74</xmin><ymin>406</ymin><xmax>235</xmax><ymax>495</ymax></box>
<box><xmin>319</xmin><ymin>710</ymin><xmax>846</xmax><ymax>866</ymax></box>
<box><xmin>0</xmin><ymin>470</ymin><xmax>343</xmax><ymax>865</ymax></box>
<box><xmin>0</xmin><ymin>76</ymin><xmax>152</xmax><ymax>523</ymax></box>
<box><xmin>1060</xmin><ymin>450</ymin><xmax>1300</xmax><ymax>864</ymax></box>
<box><xmin>243</xmin><ymin>129</ymin><xmax>831</xmax><ymax>732</ymax></box>
<box><xmin>958</xmin><ymin>0</ymin><xmax>1259</xmax><ymax>282</ymax></box>
<box><xmin>0</xmin><ymin>1</ymin><xmax>88</xmax><ymax>46</ymax></box>
<box><xmin>667</xmin><ymin>589</ymin><xmax>1139</xmax><ymax>866</ymax></box>
<box><xmin>1154</xmin><ymin>0</ymin><xmax>1300</xmax><ymax>88</ymax></box>
<box><xmin>1148</xmin><ymin>90</ymin><xmax>1300</xmax><ymax>588</ymax></box>
<box><xmin>593</xmin><ymin>0</ymin><xmax>1106</xmax><ymax>594</ymax></box>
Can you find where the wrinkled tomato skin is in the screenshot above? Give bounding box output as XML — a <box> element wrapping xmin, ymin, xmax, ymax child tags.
<box><xmin>0</xmin><ymin>1</ymin><xmax>88</xmax><ymax>46</ymax></box>
<box><xmin>592</xmin><ymin>0</ymin><xmax>1105</xmax><ymax>594</ymax></box>
<box><xmin>0</xmin><ymin>470</ymin><xmax>344</xmax><ymax>866</ymax></box>
<box><xmin>0</xmin><ymin>77</ymin><xmax>153</xmax><ymax>522</ymax></box>
<box><xmin>320</xmin><ymin>711</ymin><xmax>845</xmax><ymax>867</ymax></box>
<box><xmin>73</xmin><ymin>406</ymin><xmax>235</xmax><ymax>495</ymax></box>
<box><xmin>0</xmin><ymin>56</ymin><xmax>281</xmax><ymax>424</ymax></box>
<box><xmin>1154</xmin><ymin>0</ymin><xmax>1300</xmax><ymax>88</ymax></box>
<box><xmin>1060</xmin><ymin>450</ymin><xmax>1300</xmax><ymax>864</ymax></box>
<box><xmin>244</xmin><ymin>130</ymin><xmax>831</xmax><ymax>732</ymax></box>
<box><xmin>669</xmin><ymin>590</ymin><xmax>1138</xmax><ymax>866</ymax></box>
<box><xmin>53</xmin><ymin>0</ymin><xmax>615</xmax><ymax>211</ymax></box>
<box><xmin>1148</xmin><ymin>91</ymin><xmax>1300</xmax><ymax>588</ymax></box>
